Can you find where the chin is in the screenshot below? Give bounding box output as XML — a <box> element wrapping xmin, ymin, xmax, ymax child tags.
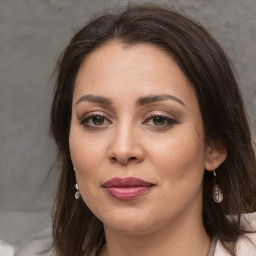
<box><xmin>99</xmin><ymin>208</ymin><xmax>160</xmax><ymax>235</ymax></box>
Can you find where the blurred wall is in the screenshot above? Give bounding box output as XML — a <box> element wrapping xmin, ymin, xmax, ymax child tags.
<box><xmin>0</xmin><ymin>0</ymin><xmax>255</xmax><ymax>248</ymax></box>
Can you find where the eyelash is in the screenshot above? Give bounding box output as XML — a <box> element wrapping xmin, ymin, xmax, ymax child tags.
<box><xmin>79</xmin><ymin>113</ymin><xmax>111</xmax><ymax>128</ymax></box>
<box><xmin>143</xmin><ymin>114</ymin><xmax>177</xmax><ymax>128</ymax></box>
<box><xmin>79</xmin><ymin>112</ymin><xmax>177</xmax><ymax>129</ymax></box>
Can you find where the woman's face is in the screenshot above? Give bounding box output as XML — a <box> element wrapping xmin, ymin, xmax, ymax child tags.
<box><xmin>69</xmin><ymin>42</ymin><xmax>216</xmax><ymax>234</ymax></box>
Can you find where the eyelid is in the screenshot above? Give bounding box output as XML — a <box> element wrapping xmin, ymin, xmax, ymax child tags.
<box><xmin>143</xmin><ymin>110</ymin><xmax>175</xmax><ymax>120</ymax></box>
<box><xmin>79</xmin><ymin>110</ymin><xmax>111</xmax><ymax>120</ymax></box>
<box><xmin>78</xmin><ymin>111</ymin><xmax>112</xmax><ymax>127</ymax></box>
<box><xmin>142</xmin><ymin>111</ymin><xmax>178</xmax><ymax>127</ymax></box>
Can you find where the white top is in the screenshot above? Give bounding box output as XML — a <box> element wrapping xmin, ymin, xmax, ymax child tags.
<box><xmin>14</xmin><ymin>212</ymin><xmax>256</xmax><ymax>256</ymax></box>
<box><xmin>214</xmin><ymin>212</ymin><xmax>256</xmax><ymax>256</ymax></box>
<box><xmin>0</xmin><ymin>240</ymin><xmax>15</xmax><ymax>256</ymax></box>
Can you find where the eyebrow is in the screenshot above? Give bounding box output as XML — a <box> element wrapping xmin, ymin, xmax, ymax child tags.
<box><xmin>75</xmin><ymin>94</ymin><xmax>185</xmax><ymax>107</ymax></box>
<box><xmin>136</xmin><ymin>94</ymin><xmax>185</xmax><ymax>106</ymax></box>
<box><xmin>76</xmin><ymin>95</ymin><xmax>112</xmax><ymax>106</ymax></box>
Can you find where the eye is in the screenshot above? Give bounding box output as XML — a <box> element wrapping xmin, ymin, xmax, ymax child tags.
<box><xmin>143</xmin><ymin>114</ymin><xmax>177</xmax><ymax>128</ymax></box>
<box><xmin>91</xmin><ymin>115</ymin><xmax>105</xmax><ymax>125</ymax></box>
<box><xmin>79</xmin><ymin>114</ymin><xmax>111</xmax><ymax>127</ymax></box>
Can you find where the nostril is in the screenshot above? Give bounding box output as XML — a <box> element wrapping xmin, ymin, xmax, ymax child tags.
<box><xmin>110</xmin><ymin>156</ymin><xmax>137</xmax><ymax>165</ymax></box>
<box><xmin>111</xmin><ymin>157</ymin><xmax>117</xmax><ymax>162</ymax></box>
<box><xmin>129</xmin><ymin>157</ymin><xmax>137</xmax><ymax>161</ymax></box>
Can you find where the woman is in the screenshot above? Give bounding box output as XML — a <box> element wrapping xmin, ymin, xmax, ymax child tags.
<box><xmin>49</xmin><ymin>5</ymin><xmax>256</xmax><ymax>256</ymax></box>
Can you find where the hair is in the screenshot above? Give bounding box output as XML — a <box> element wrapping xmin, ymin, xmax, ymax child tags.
<box><xmin>50</xmin><ymin>5</ymin><xmax>256</xmax><ymax>256</ymax></box>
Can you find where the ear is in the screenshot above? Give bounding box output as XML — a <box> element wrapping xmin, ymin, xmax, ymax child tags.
<box><xmin>204</xmin><ymin>141</ymin><xmax>227</xmax><ymax>171</ymax></box>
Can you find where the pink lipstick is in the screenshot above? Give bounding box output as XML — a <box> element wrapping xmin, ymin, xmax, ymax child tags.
<box><xmin>102</xmin><ymin>177</ymin><xmax>154</xmax><ymax>200</ymax></box>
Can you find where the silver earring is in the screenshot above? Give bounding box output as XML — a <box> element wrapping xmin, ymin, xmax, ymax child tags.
<box><xmin>75</xmin><ymin>184</ymin><xmax>80</xmax><ymax>199</ymax></box>
<box><xmin>212</xmin><ymin>170</ymin><xmax>223</xmax><ymax>203</ymax></box>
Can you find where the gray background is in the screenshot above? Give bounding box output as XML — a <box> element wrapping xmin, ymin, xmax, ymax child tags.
<box><xmin>1</xmin><ymin>0</ymin><xmax>255</xmax><ymax>251</ymax></box>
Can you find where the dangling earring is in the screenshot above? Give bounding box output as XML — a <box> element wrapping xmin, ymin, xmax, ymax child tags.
<box><xmin>212</xmin><ymin>170</ymin><xmax>223</xmax><ymax>203</ymax></box>
<box><xmin>75</xmin><ymin>183</ymin><xmax>80</xmax><ymax>199</ymax></box>
<box><xmin>73</xmin><ymin>167</ymin><xmax>80</xmax><ymax>199</ymax></box>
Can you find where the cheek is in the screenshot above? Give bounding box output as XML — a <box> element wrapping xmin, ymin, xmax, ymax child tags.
<box><xmin>69</xmin><ymin>124</ymin><xmax>111</xmax><ymax>212</ymax></box>
<box><xmin>69</xmin><ymin>126</ymin><xmax>106</xmax><ymax>174</ymax></box>
<box><xmin>147</xmin><ymin>126</ymin><xmax>206</xmax><ymax>184</ymax></box>
<box><xmin>144</xmin><ymin>129</ymin><xmax>206</xmax><ymax>218</ymax></box>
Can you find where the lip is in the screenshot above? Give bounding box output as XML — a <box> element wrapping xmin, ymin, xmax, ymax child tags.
<box><xmin>102</xmin><ymin>177</ymin><xmax>155</xmax><ymax>200</ymax></box>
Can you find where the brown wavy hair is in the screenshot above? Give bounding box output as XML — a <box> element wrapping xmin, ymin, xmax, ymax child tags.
<box><xmin>50</xmin><ymin>5</ymin><xmax>256</xmax><ymax>256</ymax></box>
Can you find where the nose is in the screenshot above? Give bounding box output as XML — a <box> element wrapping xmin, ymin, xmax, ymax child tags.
<box><xmin>107</xmin><ymin>122</ymin><xmax>145</xmax><ymax>165</ymax></box>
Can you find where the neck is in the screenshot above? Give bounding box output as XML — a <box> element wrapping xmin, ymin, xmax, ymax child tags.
<box><xmin>101</xmin><ymin>209</ymin><xmax>211</xmax><ymax>256</ymax></box>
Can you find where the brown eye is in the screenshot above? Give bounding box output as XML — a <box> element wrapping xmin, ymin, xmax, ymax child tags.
<box><xmin>80</xmin><ymin>114</ymin><xmax>111</xmax><ymax>128</ymax></box>
<box><xmin>143</xmin><ymin>114</ymin><xmax>177</xmax><ymax>128</ymax></box>
<box><xmin>92</xmin><ymin>115</ymin><xmax>105</xmax><ymax>125</ymax></box>
<box><xmin>152</xmin><ymin>116</ymin><xmax>167</xmax><ymax>126</ymax></box>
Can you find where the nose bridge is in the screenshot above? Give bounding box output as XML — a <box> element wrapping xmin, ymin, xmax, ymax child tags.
<box><xmin>113</xmin><ymin>118</ymin><xmax>136</xmax><ymax>153</ymax></box>
<box><xmin>108</xmin><ymin>117</ymin><xmax>143</xmax><ymax>164</ymax></box>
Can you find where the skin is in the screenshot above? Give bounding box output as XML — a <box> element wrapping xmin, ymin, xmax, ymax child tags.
<box><xmin>69</xmin><ymin>42</ymin><xmax>227</xmax><ymax>256</ymax></box>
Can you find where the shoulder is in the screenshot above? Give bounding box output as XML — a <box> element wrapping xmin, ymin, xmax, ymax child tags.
<box><xmin>14</xmin><ymin>227</ymin><xmax>55</xmax><ymax>256</ymax></box>
<box><xmin>214</xmin><ymin>212</ymin><xmax>256</xmax><ymax>256</ymax></box>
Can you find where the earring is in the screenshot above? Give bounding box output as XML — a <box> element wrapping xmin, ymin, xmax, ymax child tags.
<box><xmin>73</xmin><ymin>167</ymin><xmax>80</xmax><ymax>199</ymax></box>
<box><xmin>212</xmin><ymin>170</ymin><xmax>223</xmax><ymax>203</ymax></box>
<box><xmin>75</xmin><ymin>183</ymin><xmax>80</xmax><ymax>199</ymax></box>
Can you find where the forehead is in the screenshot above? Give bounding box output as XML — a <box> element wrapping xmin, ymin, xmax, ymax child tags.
<box><xmin>76</xmin><ymin>42</ymin><xmax>177</xmax><ymax>78</ymax></box>
<box><xmin>73</xmin><ymin>42</ymin><xmax>197</xmax><ymax>108</ymax></box>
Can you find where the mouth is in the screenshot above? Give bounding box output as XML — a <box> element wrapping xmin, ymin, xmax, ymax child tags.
<box><xmin>102</xmin><ymin>177</ymin><xmax>155</xmax><ymax>200</ymax></box>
